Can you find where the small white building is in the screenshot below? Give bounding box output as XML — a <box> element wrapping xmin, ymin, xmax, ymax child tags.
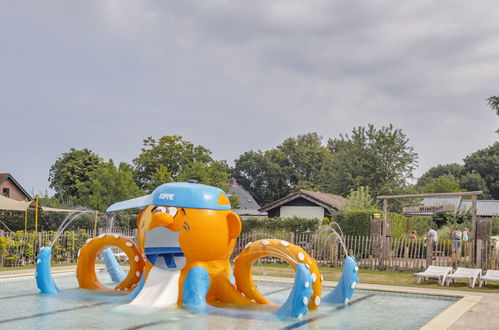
<box><xmin>259</xmin><ymin>190</ymin><xmax>346</xmax><ymax>219</ymax></box>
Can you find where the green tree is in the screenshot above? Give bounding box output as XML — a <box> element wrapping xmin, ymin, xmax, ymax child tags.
<box><xmin>177</xmin><ymin>160</ymin><xmax>231</xmax><ymax>191</ymax></box>
<box><xmin>48</xmin><ymin>148</ymin><xmax>102</xmax><ymax>200</ymax></box>
<box><xmin>274</xmin><ymin>133</ymin><xmax>333</xmax><ymax>188</ymax></box>
<box><xmin>488</xmin><ymin>95</ymin><xmax>499</xmax><ymax>115</ymax></box>
<box><xmin>417</xmin><ymin>163</ymin><xmax>463</xmax><ymax>186</ymax></box>
<box><xmin>488</xmin><ymin>95</ymin><xmax>499</xmax><ymax>134</ymax></box>
<box><xmin>344</xmin><ymin>186</ymin><xmax>376</xmax><ymax>211</ymax></box>
<box><xmin>459</xmin><ymin>172</ymin><xmax>489</xmax><ymax>196</ymax></box>
<box><xmin>75</xmin><ymin>160</ymin><xmax>144</xmax><ymax>211</ymax></box>
<box><xmin>232</xmin><ymin>150</ymin><xmax>292</xmax><ymax>206</ymax></box>
<box><xmin>418</xmin><ymin>175</ymin><xmax>462</xmax><ymax>193</ymax></box>
<box><xmin>133</xmin><ymin>136</ymin><xmax>216</xmax><ymax>191</ymax></box>
<box><xmin>324</xmin><ymin>124</ymin><xmax>418</xmax><ymax>197</ymax></box>
<box><xmin>462</xmin><ymin>142</ymin><xmax>499</xmax><ymax>199</ymax></box>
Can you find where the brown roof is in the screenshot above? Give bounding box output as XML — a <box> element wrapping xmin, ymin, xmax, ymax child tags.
<box><xmin>259</xmin><ymin>190</ymin><xmax>346</xmax><ymax>212</ymax></box>
<box><xmin>0</xmin><ymin>173</ymin><xmax>33</xmax><ymax>200</ymax></box>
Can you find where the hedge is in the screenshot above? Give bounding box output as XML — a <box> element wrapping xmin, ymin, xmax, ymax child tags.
<box><xmin>241</xmin><ymin>216</ymin><xmax>321</xmax><ymax>235</ymax></box>
<box><xmin>0</xmin><ymin>210</ymin><xmax>138</xmax><ymax>232</ymax></box>
<box><xmin>336</xmin><ymin>209</ymin><xmax>431</xmax><ymax>238</ymax></box>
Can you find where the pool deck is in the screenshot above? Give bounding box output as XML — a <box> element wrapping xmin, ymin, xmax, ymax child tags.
<box><xmin>1</xmin><ymin>266</ymin><xmax>498</xmax><ymax>329</ymax></box>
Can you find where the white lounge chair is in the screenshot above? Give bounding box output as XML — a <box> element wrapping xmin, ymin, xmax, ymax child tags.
<box><xmin>414</xmin><ymin>266</ymin><xmax>452</xmax><ymax>286</ymax></box>
<box><xmin>479</xmin><ymin>270</ymin><xmax>499</xmax><ymax>287</ymax></box>
<box><xmin>445</xmin><ymin>268</ymin><xmax>482</xmax><ymax>288</ymax></box>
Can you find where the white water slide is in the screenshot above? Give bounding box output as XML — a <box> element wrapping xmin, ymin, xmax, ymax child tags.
<box><xmin>128</xmin><ymin>266</ymin><xmax>180</xmax><ymax>308</ymax></box>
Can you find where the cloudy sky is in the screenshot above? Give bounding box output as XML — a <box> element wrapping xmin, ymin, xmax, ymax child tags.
<box><xmin>1</xmin><ymin>0</ymin><xmax>498</xmax><ymax>196</ymax></box>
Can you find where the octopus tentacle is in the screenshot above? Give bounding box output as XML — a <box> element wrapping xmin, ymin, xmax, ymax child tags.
<box><xmin>76</xmin><ymin>234</ymin><xmax>145</xmax><ymax>292</ymax></box>
<box><xmin>233</xmin><ymin>239</ymin><xmax>322</xmax><ymax>310</ymax></box>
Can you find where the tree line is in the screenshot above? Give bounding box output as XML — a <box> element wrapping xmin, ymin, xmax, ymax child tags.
<box><xmin>44</xmin><ymin>122</ymin><xmax>498</xmax><ymax>212</ymax></box>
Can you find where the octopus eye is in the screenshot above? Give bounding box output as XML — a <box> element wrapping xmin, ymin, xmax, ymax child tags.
<box><xmin>166</xmin><ymin>207</ymin><xmax>178</xmax><ymax>217</ymax></box>
<box><xmin>155</xmin><ymin>206</ymin><xmax>167</xmax><ymax>213</ymax></box>
<box><xmin>155</xmin><ymin>206</ymin><xmax>178</xmax><ymax>217</ymax></box>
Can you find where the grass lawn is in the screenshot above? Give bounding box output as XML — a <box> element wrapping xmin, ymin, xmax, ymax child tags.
<box><xmin>3</xmin><ymin>262</ymin><xmax>499</xmax><ymax>294</ymax></box>
<box><xmin>251</xmin><ymin>263</ymin><xmax>499</xmax><ymax>293</ymax></box>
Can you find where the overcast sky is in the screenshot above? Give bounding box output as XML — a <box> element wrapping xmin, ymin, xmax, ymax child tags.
<box><xmin>1</xmin><ymin>0</ymin><xmax>498</xmax><ymax>196</ymax></box>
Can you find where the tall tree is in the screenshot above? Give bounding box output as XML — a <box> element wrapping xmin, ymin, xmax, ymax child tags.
<box><xmin>459</xmin><ymin>172</ymin><xmax>489</xmax><ymax>196</ymax></box>
<box><xmin>324</xmin><ymin>124</ymin><xmax>418</xmax><ymax>197</ymax></box>
<box><xmin>133</xmin><ymin>136</ymin><xmax>217</xmax><ymax>191</ymax></box>
<box><xmin>488</xmin><ymin>95</ymin><xmax>499</xmax><ymax>115</ymax></box>
<box><xmin>418</xmin><ymin>175</ymin><xmax>462</xmax><ymax>194</ymax></box>
<box><xmin>177</xmin><ymin>160</ymin><xmax>231</xmax><ymax>191</ymax></box>
<box><xmin>417</xmin><ymin>163</ymin><xmax>463</xmax><ymax>186</ymax></box>
<box><xmin>274</xmin><ymin>133</ymin><xmax>333</xmax><ymax>188</ymax></box>
<box><xmin>75</xmin><ymin>161</ymin><xmax>144</xmax><ymax>211</ymax></box>
<box><xmin>462</xmin><ymin>142</ymin><xmax>499</xmax><ymax>199</ymax></box>
<box><xmin>233</xmin><ymin>133</ymin><xmax>334</xmax><ymax>206</ymax></box>
<box><xmin>48</xmin><ymin>148</ymin><xmax>102</xmax><ymax>200</ymax></box>
<box><xmin>488</xmin><ymin>94</ymin><xmax>499</xmax><ymax>133</ymax></box>
<box><xmin>232</xmin><ymin>150</ymin><xmax>292</xmax><ymax>206</ymax></box>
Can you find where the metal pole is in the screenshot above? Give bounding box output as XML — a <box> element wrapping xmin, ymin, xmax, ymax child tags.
<box><xmin>35</xmin><ymin>195</ymin><xmax>39</xmax><ymax>232</ymax></box>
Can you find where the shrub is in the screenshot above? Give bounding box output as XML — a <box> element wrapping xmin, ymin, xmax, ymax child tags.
<box><xmin>406</xmin><ymin>216</ymin><xmax>435</xmax><ymax>237</ymax></box>
<box><xmin>241</xmin><ymin>217</ymin><xmax>320</xmax><ymax>235</ymax></box>
<box><xmin>491</xmin><ymin>217</ymin><xmax>499</xmax><ymax>236</ymax></box>
<box><xmin>337</xmin><ymin>209</ymin><xmax>376</xmax><ymax>236</ymax></box>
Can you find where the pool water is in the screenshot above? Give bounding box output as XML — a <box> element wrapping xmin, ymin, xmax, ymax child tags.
<box><xmin>0</xmin><ymin>272</ymin><xmax>457</xmax><ymax>330</ymax></box>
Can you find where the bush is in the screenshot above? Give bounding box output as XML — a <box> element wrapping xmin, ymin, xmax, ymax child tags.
<box><xmin>406</xmin><ymin>216</ymin><xmax>435</xmax><ymax>237</ymax></box>
<box><xmin>241</xmin><ymin>217</ymin><xmax>321</xmax><ymax>235</ymax></box>
<box><xmin>387</xmin><ymin>212</ymin><xmax>408</xmax><ymax>238</ymax></box>
<box><xmin>0</xmin><ymin>210</ymin><xmax>138</xmax><ymax>232</ymax></box>
<box><xmin>491</xmin><ymin>217</ymin><xmax>499</xmax><ymax>236</ymax></box>
<box><xmin>337</xmin><ymin>209</ymin><xmax>410</xmax><ymax>238</ymax></box>
<box><xmin>431</xmin><ymin>211</ymin><xmax>471</xmax><ymax>228</ymax></box>
<box><xmin>336</xmin><ymin>210</ymin><xmax>376</xmax><ymax>236</ymax></box>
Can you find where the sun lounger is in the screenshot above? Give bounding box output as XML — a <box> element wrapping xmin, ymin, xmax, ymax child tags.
<box><xmin>414</xmin><ymin>266</ymin><xmax>452</xmax><ymax>286</ymax></box>
<box><xmin>479</xmin><ymin>270</ymin><xmax>499</xmax><ymax>287</ymax></box>
<box><xmin>445</xmin><ymin>268</ymin><xmax>482</xmax><ymax>288</ymax></box>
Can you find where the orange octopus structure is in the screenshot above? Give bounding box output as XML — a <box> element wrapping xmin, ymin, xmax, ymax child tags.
<box><xmin>76</xmin><ymin>182</ymin><xmax>324</xmax><ymax>318</ymax></box>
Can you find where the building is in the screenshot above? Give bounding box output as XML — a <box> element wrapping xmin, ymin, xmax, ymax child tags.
<box><xmin>227</xmin><ymin>178</ymin><xmax>267</xmax><ymax>217</ymax></box>
<box><xmin>0</xmin><ymin>173</ymin><xmax>32</xmax><ymax>201</ymax></box>
<box><xmin>404</xmin><ymin>196</ymin><xmax>499</xmax><ymax>218</ymax></box>
<box><xmin>259</xmin><ymin>190</ymin><xmax>346</xmax><ymax>219</ymax></box>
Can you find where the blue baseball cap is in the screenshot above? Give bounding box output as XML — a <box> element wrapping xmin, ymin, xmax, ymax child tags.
<box><xmin>106</xmin><ymin>182</ymin><xmax>231</xmax><ymax>212</ymax></box>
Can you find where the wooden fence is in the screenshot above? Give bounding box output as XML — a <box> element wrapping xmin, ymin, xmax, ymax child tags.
<box><xmin>232</xmin><ymin>233</ymin><xmax>499</xmax><ymax>272</ymax></box>
<box><xmin>1</xmin><ymin>229</ymin><xmax>498</xmax><ymax>272</ymax></box>
<box><xmin>0</xmin><ymin>229</ymin><xmax>136</xmax><ymax>267</ymax></box>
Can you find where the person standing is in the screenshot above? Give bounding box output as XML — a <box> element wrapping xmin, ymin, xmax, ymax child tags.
<box><xmin>452</xmin><ymin>227</ymin><xmax>462</xmax><ymax>261</ymax></box>
<box><xmin>426</xmin><ymin>227</ymin><xmax>438</xmax><ymax>260</ymax></box>
<box><xmin>462</xmin><ymin>228</ymin><xmax>469</xmax><ymax>242</ymax></box>
<box><xmin>462</xmin><ymin>228</ymin><xmax>470</xmax><ymax>259</ymax></box>
<box><xmin>409</xmin><ymin>230</ymin><xmax>417</xmax><ymax>239</ymax></box>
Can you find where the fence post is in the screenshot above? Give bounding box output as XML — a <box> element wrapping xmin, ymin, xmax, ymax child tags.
<box><xmin>426</xmin><ymin>240</ymin><xmax>433</xmax><ymax>268</ymax></box>
<box><xmin>476</xmin><ymin>239</ymin><xmax>483</xmax><ymax>268</ymax></box>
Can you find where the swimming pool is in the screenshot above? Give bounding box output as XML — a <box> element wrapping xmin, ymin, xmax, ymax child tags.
<box><xmin>0</xmin><ymin>272</ymin><xmax>457</xmax><ymax>329</ymax></box>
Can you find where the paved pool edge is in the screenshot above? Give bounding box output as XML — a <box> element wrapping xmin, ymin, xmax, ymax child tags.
<box><xmin>253</xmin><ymin>275</ymin><xmax>485</xmax><ymax>330</ymax></box>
